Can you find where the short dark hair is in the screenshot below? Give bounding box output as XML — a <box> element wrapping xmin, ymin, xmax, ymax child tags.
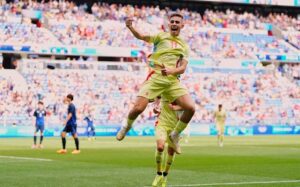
<box><xmin>169</xmin><ymin>13</ymin><xmax>183</xmax><ymax>20</ymax></box>
<box><xmin>67</xmin><ymin>94</ymin><xmax>74</xmax><ymax>101</ymax></box>
<box><xmin>38</xmin><ymin>101</ymin><xmax>44</xmax><ymax>105</ymax></box>
<box><xmin>218</xmin><ymin>104</ymin><xmax>222</xmax><ymax>108</ymax></box>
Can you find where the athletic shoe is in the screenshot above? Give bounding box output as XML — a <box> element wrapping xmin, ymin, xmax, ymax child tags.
<box><xmin>116</xmin><ymin>122</ymin><xmax>131</xmax><ymax>141</ymax></box>
<box><xmin>72</xmin><ymin>150</ymin><xmax>81</xmax><ymax>154</ymax></box>
<box><xmin>56</xmin><ymin>149</ymin><xmax>67</xmax><ymax>154</ymax></box>
<box><xmin>152</xmin><ymin>175</ymin><xmax>163</xmax><ymax>187</ymax></box>
<box><xmin>161</xmin><ymin>177</ymin><xmax>167</xmax><ymax>187</ymax></box>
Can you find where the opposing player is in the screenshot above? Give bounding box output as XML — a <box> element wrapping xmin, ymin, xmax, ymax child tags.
<box><xmin>57</xmin><ymin>94</ymin><xmax>80</xmax><ymax>154</ymax></box>
<box><xmin>84</xmin><ymin>112</ymin><xmax>96</xmax><ymax>141</ymax></box>
<box><xmin>213</xmin><ymin>104</ymin><xmax>226</xmax><ymax>147</ymax></box>
<box><xmin>32</xmin><ymin>101</ymin><xmax>46</xmax><ymax>149</ymax></box>
<box><xmin>117</xmin><ymin>13</ymin><xmax>195</xmax><ymax>154</ymax></box>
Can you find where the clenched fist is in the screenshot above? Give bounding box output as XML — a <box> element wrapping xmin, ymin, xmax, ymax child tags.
<box><xmin>125</xmin><ymin>17</ymin><xmax>133</xmax><ymax>28</ymax></box>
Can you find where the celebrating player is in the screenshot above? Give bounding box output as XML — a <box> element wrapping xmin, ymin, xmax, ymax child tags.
<box><xmin>116</xmin><ymin>13</ymin><xmax>195</xmax><ymax>154</ymax></box>
<box><xmin>57</xmin><ymin>94</ymin><xmax>80</xmax><ymax>154</ymax></box>
<box><xmin>32</xmin><ymin>101</ymin><xmax>46</xmax><ymax>149</ymax></box>
<box><xmin>152</xmin><ymin>97</ymin><xmax>183</xmax><ymax>187</ymax></box>
<box><xmin>213</xmin><ymin>104</ymin><xmax>227</xmax><ymax>147</ymax></box>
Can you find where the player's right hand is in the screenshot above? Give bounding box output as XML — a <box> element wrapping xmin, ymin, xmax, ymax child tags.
<box><xmin>125</xmin><ymin>17</ymin><xmax>133</xmax><ymax>28</ymax></box>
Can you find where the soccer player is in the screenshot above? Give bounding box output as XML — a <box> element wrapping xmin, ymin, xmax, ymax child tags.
<box><xmin>57</xmin><ymin>94</ymin><xmax>80</xmax><ymax>154</ymax></box>
<box><xmin>32</xmin><ymin>101</ymin><xmax>46</xmax><ymax>149</ymax></box>
<box><xmin>213</xmin><ymin>104</ymin><xmax>227</xmax><ymax>147</ymax></box>
<box><xmin>152</xmin><ymin>97</ymin><xmax>183</xmax><ymax>187</ymax></box>
<box><xmin>84</xmin><ymin>112</ymin><xmax>95</xmax><ymax>141</ymax></box>
<box><xmin>117</xmin><ymin>13</ymin><xmax>195</xmax><ymax>154</ymax></box>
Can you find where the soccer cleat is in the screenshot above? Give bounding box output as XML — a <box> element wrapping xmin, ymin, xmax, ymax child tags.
<box><xmin>88</xmin><ymin>137</ymin><xmax>91</xmax><ymax>141</ymax></box>
<box><xmin>72</xmin><ymin>150</ymin><xmax>81</xmax><ymax>154</ymax></box>
<box><xmin>169</xmin><ymin>131</ymin><xmax>181</xmax><ymax>154</ymax></box>
<box><xmin>152</xmin><ymin>175</ymin><xmax>163</xmax><ymax>187</ymax></box>
<box><xmin>161</xmin><ymin>177</ymin><xmax>167</xmax><ymax>187</ymax></box>
<box><xmin>116</xmin><ymin>125</ymin><xmax>131</xmax><ymax>141</ymax></box>
<box><xmin>31</xmin><ymin>144</ymin><xmax>37</xmax><ymax>149</ymax></box>
<box><xmin>57</xmin><ymin>149</ymin><xmax>67</xmax><ymax>154</ymax></box>
<box><xmin>38</xmin><ymin>144</ymin><xmax>44</xmax><ymax>149</ymax></box>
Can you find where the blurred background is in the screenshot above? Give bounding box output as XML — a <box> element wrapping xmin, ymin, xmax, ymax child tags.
<box><xmin>0</xmin><ymin>0</ymin><xmax>299</xmax><ymax>137</ymax></box>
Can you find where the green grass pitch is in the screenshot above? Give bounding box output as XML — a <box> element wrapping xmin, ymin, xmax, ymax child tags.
<box><xmin>0</xmin><ymin>136</ymin><xmax>300</xmax><ymax>187</ymax></box>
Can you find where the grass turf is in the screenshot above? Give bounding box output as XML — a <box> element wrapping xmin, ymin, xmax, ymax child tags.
<box><xmin>0</xmin><ymin>136</ymin><xmax>299</xmax><ymax>187</ymax></box>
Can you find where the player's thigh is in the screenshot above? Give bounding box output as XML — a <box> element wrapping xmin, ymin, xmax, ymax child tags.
<box><xmin>40</xmin><ymin>125</ymin><xmax>45</xmax><ymax>134</ymax></box>
<box><xmin>163</xmin><ymin>81</ymin><xmax>188</xmax><ymax>103</ymax></box>
<box><xmin>217</xmin><ymin>124</ymin><xmax>224</xmax><ymax>134</ymax></box>
<box><xmin>155</xmin><ymin>126</ymin><xmax>168</xmax><ymax>144</ymax></box>
<box><xmin>34</xmin><ymin>126</ymin><xmax>39</xmax><ymax>133</ymax></box>
<box><xmin>71</xmin><ymin>126</ymin><xmax>78</xmax><ymax>138</ymax></box>
<box><xmin>174</xmin><ymin>93</ymin><xmax>195</xmax><ymax>111</ymax></box>
<box><xmin>62</xmin><ymin>126</ymin><xmax>70</xmax><ymax>137</ymax></box>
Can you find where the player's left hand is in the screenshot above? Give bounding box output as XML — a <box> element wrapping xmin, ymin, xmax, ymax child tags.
<box><xmin>161</xmin><ymin>64</ymin><xmax>173</xmax><ymax>76</ymax></box>
<box><xmin>168</xmin><ymin>104</ymin><xmax>174</xmax><ymax>110</ymax></box>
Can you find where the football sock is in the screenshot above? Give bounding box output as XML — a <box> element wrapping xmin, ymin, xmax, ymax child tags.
<box><xmin>40</xmin><ymin>136</ymin><xmax>44</xmax><ymax>144</ymax></box>
<box><xmin>74</xmin><ymin>138</ymin><xmax>79</xmax><ymax>150</ymax></box>
<box><xmin>174</xmin><ymin>121</ymin><xmax>188</xmax><ymax>134</ymax></box>
<box><xmin>62</xmin><ymin>137</ymin><xmax>66</xmax><ymax>149</ymax></box>
<box><xmin>127</xmin><ymin>118</ymin><xmax>135</xmax><ymax>128</ymax></box>
<box><xmin>164</xmin><ymin>154</ymin><xmax>175</xmax><ymax>173</ymax></box>
<box><xmin>155</xmin><ymin>150</ymin><xmax>163</xmax><ymax>172</ymax></box>
<box><xmin>33</xmin><ymin>135</ymin><xmax>37</xmax><ymax>145</ymax></box>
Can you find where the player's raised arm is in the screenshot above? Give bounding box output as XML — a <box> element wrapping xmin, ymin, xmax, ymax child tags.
<box><xmin>126</xmin><ymin>17</ymin><xmax>150</xmax><ymax>42</ymax></box>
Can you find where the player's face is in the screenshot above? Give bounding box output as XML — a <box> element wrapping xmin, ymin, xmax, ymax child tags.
<box><xmin>63</xmin><ymin>97</ymin><xmax>69</xmax><ymax>104</ymax></box>
<box><xmin>38</xmin><ymin>104</ymin><xmax>43</xmax><ymax>110</ymax></box>
<box><xmin>168</xmin><ymin>16</ymin><xmax>184</xmax><ymax>36</ymax></box>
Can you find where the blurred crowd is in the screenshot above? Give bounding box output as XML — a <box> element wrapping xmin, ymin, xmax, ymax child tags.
<box><xmin>0</xmin><ymin>1</ymin><xmax>299</xmax><ymax>127</ymax></box>
<box><xmin>0</xmin><ymin>63</ymin><xmax>299</xmax><ymax>127</ymax></box>
<box><xmin>0</xmin><ymin>1</ymin><xmax>298</xmax><ymax>59</ymax></box>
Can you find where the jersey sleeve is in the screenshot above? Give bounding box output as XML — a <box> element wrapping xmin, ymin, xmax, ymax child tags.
<box><xmin>148</xmin><ymin>32</ymin><xmax>163</xmax><ymax>44</ymax></box>
<box><xmin>33</xmin><ymin>110</ymin><xmax>37</xmax><ymax>117</ymax></box>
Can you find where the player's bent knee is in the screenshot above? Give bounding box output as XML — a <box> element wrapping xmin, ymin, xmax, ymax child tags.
<box><xmin>189</xmin><ymin>105</ymin><xmax>196</xmax><ymax>114</ymax></box>
<box><xmin>157</xmin><ymin>146</ymin><xmax>164</xmax><ymax>152</ymax></box>
<box><xmin>168</xmin><ymin>147</ymin><xmax>175</xmax><ymax>155</ymax></box>
<box><xmin>157</xmin><ymin>143</ymin><xmax>165</xmax><ymax>152</ymax></box>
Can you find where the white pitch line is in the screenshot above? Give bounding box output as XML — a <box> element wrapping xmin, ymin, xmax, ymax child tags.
<box><xmin>0</xmin><ymin>156</ymin><xmax>52</xmax><ymax>162</ymax></box>
<box><xmin>144</xmin><ymin>180</ymin><xmax>300</xmax><ymax>187</ymax></box>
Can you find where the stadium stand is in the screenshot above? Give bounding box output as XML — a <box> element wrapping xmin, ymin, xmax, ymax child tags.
<box><xmin>0</xmin><ymin>1</ymin><xmax>299</xmax><ymax>128</ymax></box>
